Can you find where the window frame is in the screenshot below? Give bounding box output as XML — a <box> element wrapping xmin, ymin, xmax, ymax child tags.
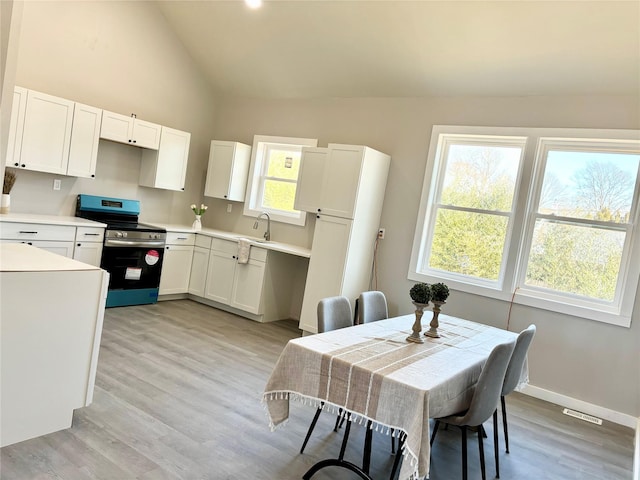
<box><xmin>243</xmin><ymin>135</ymin><xmax>318</xmax><ymax>226</ymax></box>
<box><xmin>409</xmin><ymin>125</ymin><xmax>640</xmax><ymax>327</ymax></box>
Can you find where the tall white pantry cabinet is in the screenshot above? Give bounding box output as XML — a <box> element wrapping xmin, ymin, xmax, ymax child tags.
<box><xmin>295</xmin><ymin>144</ymin><xmax>390</xmax><ymax>333</ymax></box>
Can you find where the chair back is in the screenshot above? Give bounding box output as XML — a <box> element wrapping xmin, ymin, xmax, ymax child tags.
<box><xmin>459</xmin><ymin>339</ymin><xmax>516</xmax><ymax>426</ymax></box>
<box><xmin>502</xmin><ymin>324</ymin><xmax>536</xmax><ymax>396</ymax></box>
<box><xmin>358</xmin><ymin>291</ymin><xmax>389</xmax><ymax>324</ymax></box>
<box><xmin>317</xmin><ymin>296</ymin><xmax>353</xmax><ymax>333</ymax></box>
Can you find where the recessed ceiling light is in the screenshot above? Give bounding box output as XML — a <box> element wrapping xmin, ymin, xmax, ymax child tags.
<box><xmin>245</xmin><ymin>0</ymin><xmax>262</xmax><ymax>9</ymax></box>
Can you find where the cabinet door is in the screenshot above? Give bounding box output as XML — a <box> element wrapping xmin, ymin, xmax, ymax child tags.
<box><xmin>23</xmin><ymin>240</ymin><xmax>75</xmax><ymax>259</ymax></box>
<box><xmin>100</xmin><ymin>111</ymin><xmax>133</xmax><ymax>144</ymax></box>
<box><xmin>5</xmin><ymin>86</ymin><xmax>27</xmax><ymax>168</ymax></box>
<box><xmin>139</xmin><ymin>127</ymin><xmax>190</xmax><ymax>191</ymax></box>
<box><xmin>19</xmin><ymin>90</ymin><xmax>74</xmax><ymax>174</ymax></box>
<box><xmin>204</xmin><ymin>141</ymin><xmax>251</xmax><ymax>201</ymax></box>
<box><xmin>159</xmin><ymin>244</ymin><xmax>194</xmax><ymax>295</ymax></box>
<box><xmin>73</xmin><ymin>242</ymin><xmax>103</xmax><ymax>267</ymax></box>
<box><xmin>188</xmin><ymin>246</ymin><xmax>210</xmax><ymax>297</ymax></box>
<box><xmin>294</xmin><ymin>147</ymin><xmax>328</xmax><ymax>213</ymax></box>
<box><xmin>232</xmin><ymin>258</ymin><xmax>266</xmax><ymax>314</ymax></box>
<box><xmin>298</xmin><ymin>215</ymin><xmax>352</xmax><ymax>333</ymax></box>
<box><xmin>67</xmin><ymin>103</ymin><xmax>102</xmax><ymax>178</ymax></box>
<box><xmin>320</xmin><ymin>145</ymin><xmax>363</xmax><ymax>219</ymax></box>
<box><xmin>132</xmin><ymin>119</ymin><xmax>161</xmax><ymax>150</ymax></box>
<box><xmin>204</xmin><ymin>249</ymin><xmax>237</xmax><ymax>304</ymax></box>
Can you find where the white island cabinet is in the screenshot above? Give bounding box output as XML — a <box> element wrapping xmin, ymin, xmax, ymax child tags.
<box><xmin>0</xmin><ymin>244</ymin><xmax>108</xmax><ymax>447</ymax></box>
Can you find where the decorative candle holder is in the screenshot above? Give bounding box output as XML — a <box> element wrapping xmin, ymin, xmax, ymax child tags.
<box><xmin>425</xmin><ymin>300</ymin><xmax>445</xmax><ymax>338</ymax></box>
<box><xmin>407</xmin><ymin>301</ymin><xmax>428</xmax><ymax>343</ymax></box>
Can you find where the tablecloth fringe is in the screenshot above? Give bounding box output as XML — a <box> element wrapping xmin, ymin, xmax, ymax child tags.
<box><xmin>262</xmin><ymin>390</ymin><xmax>421</xmax><ymax>479</ymax></box>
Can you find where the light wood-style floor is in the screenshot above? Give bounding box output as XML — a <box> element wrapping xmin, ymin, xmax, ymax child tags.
<box><xmin>1</xmin><ymin>299</ymin><xmax>634</xmax><ymax>479</ymax></box>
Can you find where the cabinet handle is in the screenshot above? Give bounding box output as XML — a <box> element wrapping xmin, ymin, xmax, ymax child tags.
<box><xmin>77</xmin><ymin>243</ymin><xmax>81</xmax><ymax>247</ymax></box>
<box><xmin>19</xmin><ymin>231</ymin><xmax>38</xmax><ymax>234</ymax></box>
<box><xmin>128</xmin><ymin>139</ymin><xmax>132</xmax><ymax>143</ymax></box>
<box><xmin>91</xmin><ymin>174</ymin><xmax>95</xmax><ymax>178</ymax></box>
<box><xmin>14</xmin><ymin>162</ymin><xmax>18</xmax><ymax>167</ymax></box>
<box><xmin>316</xmin><ymin>215</ymin><xmax>320</xmax><ymax>219</ymax></box>
<box><xmin>22</xmin><ymin>241</ymin><xmax>33</xmax><ymax>245</ymax></box>
<box><xmin>166</xmin><ymin>246</ymin><xmax>170</xmax><ymax>250</ymax></box>
<box><xmin>232</xmin><ymin>255</ymin><xmax>236</xmax><ymax>259</ymax></box>
<box><xmin>224</xmin><ymin>195</ymin><xmax>227</xmax><ymax>198</ymax></box>
<box><xmin>84</xmin><ymin>233</ymin><xmax>100</xmax><ymax>236</ymax></box>
<box><xmin>21</xmin><ymin>164</ymin><xmax>25</xmax><ymax>168</ymax></box>
<box><xmin>177</xmin><ymin>237</ymin><xmax>188</xmax><ymax>240</ymax></box>
<box><xmin>317</xmin><ymin>208</ymin><xmax>321</xmax><ymax>212</ymax></box>
<box><xmin>132</xmin><ymin>140</ymin><xmax>137</xmax><ymax>144</ymax></box>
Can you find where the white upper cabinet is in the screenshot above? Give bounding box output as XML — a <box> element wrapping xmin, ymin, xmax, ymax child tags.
<box><xmin>100</xmin><ymin>111</ymin><xmax>161</xmax><ymax>150</ymax></box>
<box><xmin>204</xmin><ymin>141</ymin><xmax>252</xmax><ymax>201</ymax></box>
<box><xmin>295</xmin><ymin>144</ymin><xmax>384</xmax><ymax>220</ymax></box>
<box><xmin>67</xmin><ymin>103</ymin><xmax>102</xmax><ymax>178</ymax></box>
<box><xmin>6</xmin><ymin>87</ymin><xmax>101</xmax><ymax>178</ymax></box>
<box><xmin>5</xmin><ymin>86</ymin><xmax>27</xmax><ymax>168</ymax></box>
<box><xmin>139</xmin><ymin>126</ymin><xmax>191</xmax><ymax>191</ymax></box>
<box><xmin>14</xmin><ymin>90</ymin><xmax>74</xmax><ymax>175</ymax></box>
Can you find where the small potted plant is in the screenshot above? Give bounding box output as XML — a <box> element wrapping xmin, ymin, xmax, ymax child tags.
<box><xmin>425</xmin><ymin>282</ymin><xmax>449</xmax><ymax>339</ymax></box>
<box><xmin>430</xmin><ymin>283</ymin><xmax>450</xmax><ymax>304</ymax></box>
<box><xmin>409</xmin><ymin>282</ymin><xmax>431</xmax><ymax>306</ymax></box>
<box><xmin>407</xmin><ymin>282</ymin><xmax>431</xmax><ymax>343</ymax></box>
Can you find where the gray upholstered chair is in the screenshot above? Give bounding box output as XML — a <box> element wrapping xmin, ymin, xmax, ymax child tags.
<box><xmin>358</xmin><ymin>291</ymin><xmax>388</xmax><ymax>324</ymax></box>
<box><xmin>426</xmin><ymin>339</ymin><xmax>516</xmax><ymax>480</ymax></box>
<box><xmin>300</xmin><ymin>296</ymin><xmax>353</xmax><ymax>454</ymax></box>
<box><xmin>500</xmin><ymin>324</ymin><xmax>536</xmax><ymax>454</ymax></box>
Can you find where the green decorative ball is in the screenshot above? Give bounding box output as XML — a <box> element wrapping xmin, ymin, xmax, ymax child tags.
<box><xmin>430</xmin><ymin>283</ymin><xmax>450</xmax><ymax>302</ymax></box>
<box><xmin>410</xmin><ymin>282</ymin><xmax>431</xmax><ymax>304</ymax></box>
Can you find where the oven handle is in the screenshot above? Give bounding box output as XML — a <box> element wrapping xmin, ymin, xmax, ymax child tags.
<box><xmin>104</xmin><ymin>239</ymin><xmax>166</xmax><ymax>248</ymax></box>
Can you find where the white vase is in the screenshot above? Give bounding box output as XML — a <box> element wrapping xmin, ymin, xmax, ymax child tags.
<box><xmin>192</xmin><ymin>214</ymin><xmax>202</xmax><ymax>231</ymax></box>
<box><xmin>1</xmin><ymin>194</ymin><xmax>10</xmax><ymax>214</ymax></box>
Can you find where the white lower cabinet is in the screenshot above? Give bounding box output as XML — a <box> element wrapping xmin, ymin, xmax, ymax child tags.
<box><xmin>0</xmin><ymin>222</ymin><xmax>76</xmax><ymax>259</ymax></box>
<box><xmin>203</xmin><ymin>238</ymin><xmax>267</xmax><ymax>314</ymax></box>
<box><xmin>188</xmin><ymin>245</ymin><xmax>211</xmax><ymax>297</ymax></box>
<box><xmin>73</xmin><ymin>226</ymin><xmax>105</xmax><ymax>267</ymax></box>
<box><xmin>159</xmin><ymin>232</ymin><xmax>195</xmax><ymax>295</ymax></box>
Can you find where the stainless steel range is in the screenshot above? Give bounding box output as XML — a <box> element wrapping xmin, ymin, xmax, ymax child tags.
<box><xmin>76</xmin><ymin>194</ymin><xmax>166</xmax><ymax>307</ymax></box>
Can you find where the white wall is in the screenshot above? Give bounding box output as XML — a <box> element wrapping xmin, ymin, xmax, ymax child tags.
<box><xmin>211</xmin><ymin>95</ymin><xmax>640</xmax><ymax>419</ymax></box>
<box><xmin>10</xmin><ymin>0</ymin><xmax>216</xmax><ymax>225</ymax></box>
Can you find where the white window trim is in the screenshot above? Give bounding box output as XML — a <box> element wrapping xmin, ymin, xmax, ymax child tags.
<box><xmin>409</xmin><ymin>125</ymin><xmax>640</xmax><ymax>328</ymax></box>
<box><xmin>243</xmin><ymin>135</ymin><xmax>318</xmax><ymax>226</ymax></box>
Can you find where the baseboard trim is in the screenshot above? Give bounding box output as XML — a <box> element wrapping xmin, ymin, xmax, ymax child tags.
<box><xmin>634</xmin><ymin>417</ymin><xmax>639</xmax><ymax>480</ymax></box>
<box><xmin>520</xmin><ymin>385</ymin><xmax>637</xmax><ymax>429</ymax></box>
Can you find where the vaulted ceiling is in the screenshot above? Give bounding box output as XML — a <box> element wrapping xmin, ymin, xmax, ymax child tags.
<box><xmin>157</xmin><ymin>1</ymin><xmax>640</xmax><ymax>100</ymax></box>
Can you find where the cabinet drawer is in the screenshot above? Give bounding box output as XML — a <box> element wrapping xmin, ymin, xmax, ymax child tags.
<box><xmin>210</xmin><ymin>237</ymin><xmax>237</xmax><ymax>255</ymax></box>
<box><xmin>195</xmin><ymin>234</ymin><xmax>212</xmax><ymax>249</ymax></box>
<box><xmin>166</xmin><ymin>232</ymin><xmax>195</xmax><ymax>245</ymax></box>
<box><xmin>249</xmin><ymin>246</ymin><xmax>267</xmax><ymax>262</ymax></box>
<box><xmin>0</xmin><ymin>222</ymin><xmax>75</xmax><ymax>242</ymax></box>
<box><xmin>75</xmin><ymin>227</ymin><xmax>105</xmax><ymax>243</ymax></box>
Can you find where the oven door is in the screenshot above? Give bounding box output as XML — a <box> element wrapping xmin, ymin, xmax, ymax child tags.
<box><xmin>100</xmin><ymin>239</ymin><xmax>165</xmax><ymax>306</ymax></box>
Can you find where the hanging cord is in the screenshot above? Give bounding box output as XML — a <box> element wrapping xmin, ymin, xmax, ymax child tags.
<box><xmin>369</xmin><ymin>233</ymin><xmax>380</xmax><ymax>290</ymax></box>
<box><xmin>506</xmin><ymin>287</ymin><xmax>519</xmax><ymax>331</ymax></box>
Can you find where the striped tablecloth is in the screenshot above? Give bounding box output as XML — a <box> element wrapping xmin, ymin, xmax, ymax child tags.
<box><xmin>263</xmin><ymin>314</ymin><xmax>523</xmax><ymax>480</ymax></box>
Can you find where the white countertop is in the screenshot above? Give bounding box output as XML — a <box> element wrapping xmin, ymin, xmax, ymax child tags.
<box><xmin>0</xmin><ymin>213</ymin><xmax>107</xmax><ymax>228</ymax></box>
<box><xmin>155</xmin><ymin>223</ymin><xmax>311</xmax><ymax>258</ymax></box>
<box><xmin>0</xmin><ymin>243</ymin><xmax>101</xmax><ymax>272</ymax></box>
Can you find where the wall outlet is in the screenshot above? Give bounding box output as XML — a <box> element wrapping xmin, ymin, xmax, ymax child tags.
<box><xmin>53</xmin><ymin>179</ymin><xmax>61</xmax><ymax>191</ymax></box>
<box><xmin>378</xmin><ymin>228</ymin><xmax>385</xmax><ymax>239</ymax></box>
<box><xmin>227</xmin><ymin>203</ymin><xmax>233</xmax><ymax>213</ymax></box>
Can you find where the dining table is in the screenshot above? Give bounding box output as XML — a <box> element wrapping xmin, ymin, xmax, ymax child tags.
<box><xmin>262</xmin><ymin>313</ymin><xmax>526</xmax><ymax>480</ymax></box>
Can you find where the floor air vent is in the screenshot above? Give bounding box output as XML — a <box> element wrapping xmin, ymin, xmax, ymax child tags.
<box><xmin>562</xmin><ymin>408</ymin><xmax>603</xmax><ymax>425</ymax></box>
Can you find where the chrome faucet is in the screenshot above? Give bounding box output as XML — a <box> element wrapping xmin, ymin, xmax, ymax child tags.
<box><xmin>253</xmin><ymin>212</ymin><xmax>271</xmax><ymax>241</ymax></box>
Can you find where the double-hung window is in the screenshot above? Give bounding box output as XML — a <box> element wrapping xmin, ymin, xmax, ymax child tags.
<box><xmin>244</xmin><ymin>135</ymin><xmax>318</xmax><ymax>226</ymax></box>
<box><xmin>409</xmin><ymin>125</ymin><xmax>640</xmax><ymax>327</ymax></box>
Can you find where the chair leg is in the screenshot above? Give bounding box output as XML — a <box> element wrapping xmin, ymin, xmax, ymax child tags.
<box><xmin>363</xmin><ymin>420</ymin><xmax>373</xmax><ymax>474</ymax></box>
<box><xmin>430</xmin><ymin>420</ymin><xmax>440</xmax><ymax>446</ymax></box>
<box><xmin>333</xmin><ymin>408</ymin><xmax>344</xmax><ymax>432</ymax></box>
<box><xmin>300</xmin><ymin>403</ymin><xmax>324</xmax><ymax>454</ymax></box>
<box><xmin>477</xmin><ymin>427</ymin><xmax>486</xmax><ymax>480</ymax></box>
<box><xmin>501</xmin><ymin>395</ymin><xmax>510</xmax><ymax>453</ymax></box>
<box><xmin>389</xmin><ymin>433</ymin><xmax>405</xmax><ymax>480</ymax></box>
<box><xmin>461</xmin><ymin>426</ymin><xmax>468</xmax><ymax>480</ymax></box>
<box><xmin>338</xmin><ymin>414</ymin><xmax>352</xmax><ymax>461</ymax></box>
<box><xmin>493</xmin><ymin>410</ymin><xmax>500</xmax><ymax>478</ymax></box>
<box><xmin>391</xmin><ymin>429</ymin><xmax>396</xmax><ymax>453</ymax></box>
